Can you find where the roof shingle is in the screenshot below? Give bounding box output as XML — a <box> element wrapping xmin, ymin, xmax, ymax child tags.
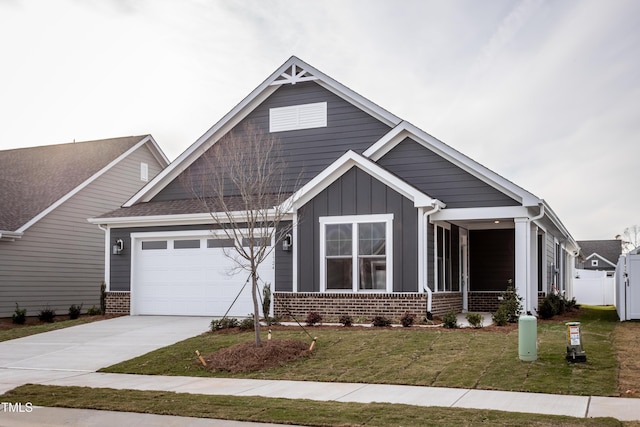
<box><xmin>0</xmin><ymin>136</ymin><xmax>148</xmax><ymax>231</ymax></box>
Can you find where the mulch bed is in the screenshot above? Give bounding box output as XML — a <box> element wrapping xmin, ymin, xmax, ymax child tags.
<box><xmin>0</xmin><ymin>314</ymin><xmax>121</xmax><ymax>331</ymax></box>
<box><xmin>203</xmin><ymin>339</ymin><xmax>312</xmax><ymax>373</ymax></box>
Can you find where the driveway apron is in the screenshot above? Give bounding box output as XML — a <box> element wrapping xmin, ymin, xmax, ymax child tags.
<box><xmin>0</xmin><ymin>316</ymin><xmax>210</xmax><ymax>393</ymax></box>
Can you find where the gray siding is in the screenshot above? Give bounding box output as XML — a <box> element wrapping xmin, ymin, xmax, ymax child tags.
<box><xmin>0</xmin><ymin>145</ymin><xmax>164</xmax><ymax>317</ymax></box>
<box><xmin>296</xmin><ymin>166</ymin><xmax>418</xmax><ymax>293</ymax></box>
<box><xmin>153</xmin><ymin>81</ymin><xmax>392</xmax><ymax>201</ymax></box>
<box><xmin>377</xmin><ymin>137</ymin><xmax>519</xmax><ymax>208</ymax></box>
<box><xmin>275</xmin><ymin>221</ymin><xmax>293</xmax><ymax>292</ymax></box>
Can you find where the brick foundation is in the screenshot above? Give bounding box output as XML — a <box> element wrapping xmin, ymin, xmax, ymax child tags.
<box><xmin>105</xmin><ymin>291</ymin><xmax>130</xmax><ymax>314</ymax></box>
<box><xmin>468</xmin><ymin>292</ymin><xmax>503</xmax><ymax>312</ymax></box>
<box><xmin>274</xmin><ymin>292</ymin><xmax>462</xmax><ymax>321</ymax></box>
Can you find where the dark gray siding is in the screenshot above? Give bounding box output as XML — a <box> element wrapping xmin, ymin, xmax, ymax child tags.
<box><xmin>153</xmin><ymin>81</ymin><xmax>392</xmax><ymax>201</ymax></box>
<box><xmin>377</xmin><ymin>137</ymin><xmax>519</xmax><ymax>208</ymax></box>
<box><xmin>297</xmin><ymin>166</ymin><xmax>418</xmax><ymax>293</ymax></box>
<box><xmin>275</xmin><ymin>221</ymin><xmax>293</xmax><ymax>292</ymax></box>
<box><xmin>0</xmin><ymin>145</ymin><xmax>164</xmax><ymax>317</ymax></box>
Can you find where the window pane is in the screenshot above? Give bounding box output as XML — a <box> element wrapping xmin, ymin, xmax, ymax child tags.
<box><xmin>326</xmin><ymin>224</ymin><xmax>352</xmax><ymax>256</ymax></box>
<box><xmin>142</xmin><ymin>241</ymin><xmax>167</xmax><ymax>250</ymax></box>
<box><xmin>326</xmin><ymin>258</ymin><xmax>352</xmax><ymax>290</ymax></box>
<box><xmin>207</xmin><ymin>238</ymin><xmax>235</xmax><ymax>248</ymax></box>
<box><xmin>358</xmin><ymin>222</ymin><xmax>385</xmax><ymax>256</ymax></box>
<box><xmin>174</xmin><ymin>239</ymin><xmax>200</xmax><ymax>249</ymax></box>
<box><xmin>359</xmin><ymin>258</ymin><xmax>386</xmax><ymax>290</ymax></box>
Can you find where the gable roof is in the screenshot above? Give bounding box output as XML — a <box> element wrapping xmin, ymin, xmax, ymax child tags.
<box><xmin>364</xmin><ymin>122</ymin><xmax>540</xmax><ymax>207</ymax></box>
<box><xmin>286</xmin><ymin>150</ymin><xmax>445</xmax><ymax>210</ymax></box>
<box><xmin>0</xmin><ymin>135</ymin><xmax>168</xmax><ymax>236</ymax></box>
<box><xmin>578</xmin><ymin>240</ymin><xmax>622</xmax><ymax>265</ymax></box>
<box><xmin>123</xmin><ymin>56</ymin><xmax>402</xmax><ymax>207</ymax></box>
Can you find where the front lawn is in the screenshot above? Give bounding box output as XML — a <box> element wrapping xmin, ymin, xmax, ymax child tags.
<box><xmin>103</xmin><ymin>306</ymin><xmax>623</xmax><ymax>397</ymax></box>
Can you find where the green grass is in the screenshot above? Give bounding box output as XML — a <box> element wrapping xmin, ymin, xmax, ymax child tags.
<box><xmin>2</xmin><ymin>384</ymin><xmax>632</xmax><ymax>427</ymax></box>
<box><xmin>103</xmin><ymin>306</ymin><xmax>620</xmax><ymax>396</ymax></box>
<box><xmin>0</xmin><ymin>317</ymin><xmax>104</xmax><ymax>343</ymax></box>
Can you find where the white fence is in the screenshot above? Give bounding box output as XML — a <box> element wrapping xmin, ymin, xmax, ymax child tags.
<box><xmin>573</xmin><ymin>269</ymin><xmax>614</xmax><ymax>306</ymax></box>
<box><xmin>616</xmin><ymin>252</ymin><xmax>640</xmax><ymax>321</ymax></box>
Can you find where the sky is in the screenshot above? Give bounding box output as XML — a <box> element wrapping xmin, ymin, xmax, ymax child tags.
<box><xmin>0</xmin><ymin>0</ymin><xmax>638</xmax><ymax>241</ymax></box>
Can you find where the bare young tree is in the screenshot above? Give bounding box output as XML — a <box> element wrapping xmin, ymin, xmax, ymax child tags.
<box><xmin>619</xmin><ymin>225</ymin><xmax>640</xmax><ymax>253</ymax></box>
<box><xmin>184</xmin><ymin>122</ymin><xmax>295</xmax><ymax>346</ymax></box>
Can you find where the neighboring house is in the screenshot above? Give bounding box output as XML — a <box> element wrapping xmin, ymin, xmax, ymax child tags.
<box><xmin>90</xmin><ymin>56</ymin><xmax>578</xmax><ymax>319</ymax></box>
<box><xmin>576</xmin><ymin>240</ymin><xmax>621</xmax><ymax>273</ymax></box>
<box><xmin>0</xmin><ymin>136</ymin><xmax>168</xmax><ymax>317</ymax></box>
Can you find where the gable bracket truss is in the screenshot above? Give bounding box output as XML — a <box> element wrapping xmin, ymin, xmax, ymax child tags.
<box><xmin>270</xmin><ymin>64</ymin><xmax>318</xmax><ymax>86</ymax></box>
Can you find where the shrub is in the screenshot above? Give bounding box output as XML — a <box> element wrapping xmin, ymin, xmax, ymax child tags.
<box><xmin>442</xmin><ymin>310</ymin><xmax>458</xmax><ymax>329</ymax></box>
<box><xmin>400</xmin><ymin>312</ymin><xmax>415</xmax><ymax>327</ymax></box>
<box><xmin>339</xmin><ymin>314</ymin><xmax>353</xmax><ymax>327</ymax></box>
<box><xmin>372</xmin><ymin>315</ymin><xmax>392</xmax><ymax>327</ymax></box>
<box><xmin>492</xmin><ymin>306</ymin><xmax>509</xmax><ymax>326</ymax></box>
<box><xmin>538</xmin><ymin>295</ymin><xmax>556</xmax><ymax>319</ymax></box>
<box><xmin>465</xmin><ymin>312</ymin><xmax>483</xmax><ymax>328</ymax></box>
<box><xmin>86</xmin><ymin>305</ymin><xmax>101</xmax><ymax>316</ymax></box>
<box><xmin>306</xmin><ymin>311</ymin><xmax>322</xmax><ymax>326</ymax></box>
<box><xmin>238</xmin><ymin>315</ymin><xmax>255</xmax><ymax>331</ymax></box>
<box><xmin>37</xmin><ymin>306</ymin><xmax>56</xmax><ymax>323</ymax></box>
<box><xmin>12</xmin><ymin>303</ymin><xmax>26</xmax><ymax>325</ymax></box>
<box><xmin>265</xmin><ymin>316</ymin><xmax>281</xmax><ymax>326</ymax></box>
<box><xmin>210</xmin><ymin>317</ymin><xmax>239</xmax><ymax>331</ymax></box>
<box><xmin>497</xmin><ymin>285</ymin><xmax>523</xmax><ymax>323</ymax></box>
<box><xmin>68</xmin><ymin>304</ymin><xmax>83</xmax><ymax>320</ymax></box>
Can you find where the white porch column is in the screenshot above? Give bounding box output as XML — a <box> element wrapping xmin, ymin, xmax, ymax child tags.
<box><xmin>514</xmin><ymin>218</ymin><xmax>531</xmax><ymax>313</ymax></box>
<box><xmin>529</xmin><ymin>223</ymin><xmax>539</xmax><ymax>314</ymax></box>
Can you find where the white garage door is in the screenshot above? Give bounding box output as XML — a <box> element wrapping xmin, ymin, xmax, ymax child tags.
<box><xmin>131</xmin><ymin>232</ymin><xmax>274</xmax><ymax>317</ymax></box>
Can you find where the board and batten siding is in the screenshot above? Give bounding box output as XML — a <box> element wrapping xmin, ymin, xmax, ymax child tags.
<box><xmin>294</xmin><ymin>166</ymin><xmax>418</xmax><ymax>293</ymax></box>
<box><xmin>0</xmin><ymin>145</ymin><xmax>163</xmax><ymax>317</ymax></box>
<box><xmin>377</xmin><ymin>137</ymin><xmax>519</xmax><ymax>208</ymax></box>
<box><xmin>152</xmin><ymin>81</ymin><xmax>392</xmax><ymax>201</ymax></box>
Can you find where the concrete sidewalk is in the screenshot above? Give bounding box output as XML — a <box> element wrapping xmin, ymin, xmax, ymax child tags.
<box><xmin>2</xmin><ymin>370</ymin><xmax>639</xmax><ymax>422</ymax></box>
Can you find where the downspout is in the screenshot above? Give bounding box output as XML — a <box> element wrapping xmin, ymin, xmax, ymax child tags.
<box><xmin>423</xmin><ymin>201</ymin><xmax>443</xmax><ymax>320</ymax></box>
<box><xmin>98</xmin><ymin>224</ymin><xmax>110</xmax><ymax>290</ymax></box>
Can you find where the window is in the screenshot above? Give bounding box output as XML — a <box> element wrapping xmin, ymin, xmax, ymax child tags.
<box><xmin>174</xmin><ymin>239</ymin><xmax>200</xmax><ymax>249</ymax></box>
<box><xmin>207</xmin><ymin>238</ymin><xmax>235</xmax><ymax>248</ymax></box>
<box><xmin>140</xmin><ymin>162</ymin><xmax>149</xmax><ymax>182</ymax></box>
<box><xmin>269</xmin><ymin>102</ymin><xmax>327</xmax><ymax>132</ymax></box>
<box><xmin>321</xmin><ymin>215</ymin><xmax>392</xmax><ymax>292</ymax></box>
<box><xmin>436</xmin><ymin>225</ymin><xmax>452</xmax><ymax>291</ymax></box>
<box><xmin>141</xmin><ymin>241</ymin><xmax>167</xmax><ymax>250</ymax></box>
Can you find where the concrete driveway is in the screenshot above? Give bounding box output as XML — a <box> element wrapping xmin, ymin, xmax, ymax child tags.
<box><xmin>0</xmin><ymin>315</ymin><xmax>210</xmax><ymax>394</ymax></box>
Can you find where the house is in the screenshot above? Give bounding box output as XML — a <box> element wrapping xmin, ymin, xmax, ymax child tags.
<box><xmin>0</xmin><ymin>136</ymin><xmax>168</xmax><ymax>317</ymax></box>
<box><xmin>90</xmin><ymin>56</ymin><xmax>579</xmax><ymax>320</ymax></box>
<box><xmin>575</xmin><ymin>240</ymin><xmax>621</xmax><ymax>273</ymax></box>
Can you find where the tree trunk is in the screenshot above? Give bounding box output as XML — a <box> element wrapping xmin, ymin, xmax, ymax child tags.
<box><xmin>251</xmin><ymin>268</ymin><xmax>262</xmax><ymax>347</ymax></box>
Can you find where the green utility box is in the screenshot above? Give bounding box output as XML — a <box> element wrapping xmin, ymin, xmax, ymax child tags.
<box><xmin>518</xmin><ymin>315</ymin><xmax>537</xmax><ymax>361</ymax></box>
<box><xmin>565</xmin><ymin>322</ymin><xmax>587</xmax><ymax>363</ymax></box>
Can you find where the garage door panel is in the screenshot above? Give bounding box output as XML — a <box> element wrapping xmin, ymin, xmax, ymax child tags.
<box><xmin>133</xmin><ymin>235</ymin><xmax>274</xmax><ymax>316</ymax></box>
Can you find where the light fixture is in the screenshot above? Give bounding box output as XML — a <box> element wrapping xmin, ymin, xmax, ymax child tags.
<box><xmin>282</xmin><ymin>233</ymin><xmax>292</xmax><ymax>251</ymax></box>
<box><xmin>494</xmin><ymin>220</ymin><xmax>500</xmax><ymax>224</ymax></box>
<box><xmin>112</xmin><ymin>239</ymin><xmax>124</xmax><ymax>255</ymax></box>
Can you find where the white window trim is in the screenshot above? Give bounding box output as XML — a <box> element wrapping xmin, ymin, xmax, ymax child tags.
<box><xmin>319</xmin><ymin>214</ymin><xmax>393</xmax><ymax>293</ymax></box>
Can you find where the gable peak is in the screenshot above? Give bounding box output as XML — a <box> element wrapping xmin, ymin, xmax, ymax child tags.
<box><xmin>270</xmin><ymin>61</ymin><xmax>318</xmax><ymax>86</ymax></box>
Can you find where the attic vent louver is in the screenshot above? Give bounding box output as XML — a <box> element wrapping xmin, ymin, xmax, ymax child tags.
<box><xmin>270</xmin><ymin>102</ymin><xmax>327</xmax><ymax>133</ymax></box>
